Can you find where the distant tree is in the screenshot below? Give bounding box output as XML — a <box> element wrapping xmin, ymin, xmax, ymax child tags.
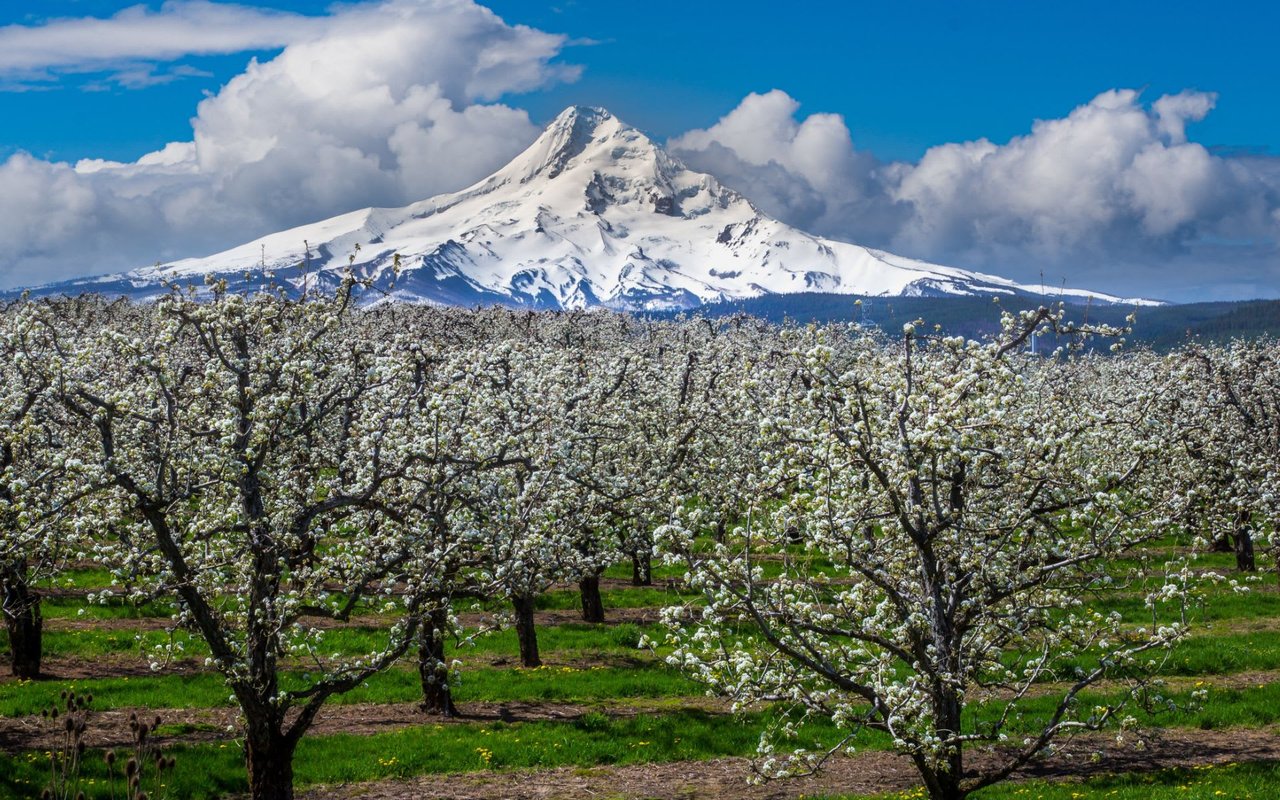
<box><xmin>461</xmin><ymin>340</ymin><xmax>581</xmax><ymax>668</ymax></box>
<box><xmin>0</xmin><ymin>299</ymin><xmax>97</xmax><ymax>679</ymax></box>
<box><xmin>1174</xmin><ymin>341</ymin><xmax>1280</xmax><ymax>574</ymax></box>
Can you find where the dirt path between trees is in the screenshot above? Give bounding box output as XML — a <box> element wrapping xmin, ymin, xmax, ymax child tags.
<box><xmin>301</xmin><ymin>727</ymin><xmax>1280</xmax><ymax>800</ymax></box>
<box><xmin>0</xmin><ymin>647</ymin><xmax>662</xmax><ymax>683</ymax></box>
<box><xmin>0</xmin><ymin>696</ymin><xmax>737</xmax><ymax>754</ymax></box>
<box><xmin>8</xmin><ymin>649</ymin><xmax>1278</xmax><ymax>693</ymax></box>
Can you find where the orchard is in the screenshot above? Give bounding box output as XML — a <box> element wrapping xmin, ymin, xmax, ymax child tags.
<box><xmin>2</xmin><ymin>283</ymin><xmax>1278</xmax><ymax>800</ymax></box>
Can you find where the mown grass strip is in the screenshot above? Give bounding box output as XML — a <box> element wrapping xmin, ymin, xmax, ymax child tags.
<box><xmin>0</xmin><ymin>709</ymin><xmax>828</xmax><ymax>800</ymax></box>
<box><xmin>0</xmin><ymin>662</ymin><xmax>701</xmax><ymax>717</ymax></box>
<box><xmin>964</xmin><ymin>759</ymin><xmax>1280</xmax><ymax>800</ymax></box>
<box><xmin>3</xmin><ymin>620</ymin><xmax>670</xmax><ymax>662</ymax></box>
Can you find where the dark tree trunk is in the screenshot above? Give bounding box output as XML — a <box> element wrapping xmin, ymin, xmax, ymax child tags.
<box><xmin>631</xmin><ymin>552</ymin><xmax>652</xmax><ymax>586</ymax></box>
<box><xmin>579</xmin><ymin>574</ymin><xmax>605</xmax><ymax>623</ymax></box>
<box><xmin>921</xmin><ymin>675</ymin><xmax>966</xmax><ymax>800</ymax></box>
<box><xmin>2</xmin><ymin>567</ymin><xmax>42</xmax><ymax>679</ymax></box>
<box><xmin>929</xmin><ymin>780</ymin><xmax>966</xmax><ymax>800</ymax></box>
<box><xmin>1210</xmin><ymin>533</ymin><xmax>1233</xmax><ymax>553</ymax></box>
<box><xmin>938</xmin><ymin>725</ymin><xmax>964</xmax><ymax>799</ymax></box>
<box><xmin>244</xmin><ymin>725</ymin><xmax>297</xmax><ymax>800</ymax></box>
<box><xmin>919</xmin><ymin>753</ymin><xmax>967</xmax><ymax>800</ymax></box>
<box><xmin>1235</xmin><ymin>512</ymin><xmax>1257</xmax><ymax>572</ymax></box>
<box><xmin>418</xmin><ymin>606</ymin><xmax>456</xmax><ymax>716</ymax></box>
<box><xmin>512</xmin><ymin>594</ymin><xmax>540</xmax><ymax>667</ymax></box>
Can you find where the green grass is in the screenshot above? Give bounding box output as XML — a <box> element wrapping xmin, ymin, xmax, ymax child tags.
<box><xmin>1047</xmin><ymin>629</ymin><xmax>1280</xmax><ymax>679</ymax></box>
<box><xmin>0</xmin><ymin>661</ymin><xmax>700</xmax><ymax>717</ymax></box>
<box><xmin>0</xmin><ymin>673</ymin><xmax>233</xmax><ymax>717</ymax></box>
<box><xmin>460</xmin><ymin>622</ymin><xmax>661</xmax><ymax>655</ymax></box>
<box><xmin>602</xmin><ymin>562</ymin><xmax>687</xmax><ymax>582</ymax></box>
<box><xmin>5</xmin><ymin>627</ymin><xmax>204</xmax><ymax>660</ymax></box>
<box><xmin>38</xmin><ymin>595</ymin><xmax>177</xmax><ymax>620</ymax></box>
<box><xmin>1160</xmin><ymin>632</ymin><xmax>1280</xmax><ymax>676</ymax></box>
<box><xmin>961</xmin><ymin>760</ymin><xmax>1280</xmax><ymax>800</ymax></box>
<box><xmin>4</xmin><ymin>617</ymin><xmax>670</xmax><ymax>667</ymax></box>
<box><xmin>1080</xmin><ymin>586</ymin><xmax>1280</xmax><ymax>624</ymax></box>
<box><xmin>5</xmin><ymin>546</ymin><xmax>1279</xmax><ymax>800</ymax></box>
<box><xmin>1104</xmin><ymin>550</ymin><xmax>1241</xmax><ymax>573</ymax></box>
<box><xmin>990</xmin><ymin>682</ymin><xmax>1280</xmax><ymax>734</ymax></box>
<box><xmin>38</xmin><ymin>567</ymin><xmax>118</xmax><ymax>590</ymax></box>
<box><xmin>0</xmin><ymin>709</ymin><xmax>836</xmax><ymax>800</ymax></box>
<box><xmin>4</xmin><ymin>691</ymin><xmax>1280</xmax><ymax>800</ymax></box>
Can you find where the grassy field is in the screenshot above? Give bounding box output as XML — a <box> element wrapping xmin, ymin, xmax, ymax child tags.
<box><xmin>2</xmin><ymin>551</ymin><xmax>1278</xmax><ymax>800</ymax></box>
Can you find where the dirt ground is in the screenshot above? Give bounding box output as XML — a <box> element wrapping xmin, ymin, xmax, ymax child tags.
<box><xmin>300</xmin><ymin>727</ymin><xmax>1280</xmax><ymax>800</ymax></box>
<box><xmin>0</xmin><ymin>646</ymin><xmax>662</xmax><ymax>685</ymax></box>
<box><xmin>0</xmin><ymin>696</ymin><xmax>736</xmax><ymax>753</ymax></box>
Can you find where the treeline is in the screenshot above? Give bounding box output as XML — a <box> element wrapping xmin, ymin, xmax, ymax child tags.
<box><xmin>667</xmin><ymin>291</ymin><xmax>1280</xmax><ymax>349</ymax></box>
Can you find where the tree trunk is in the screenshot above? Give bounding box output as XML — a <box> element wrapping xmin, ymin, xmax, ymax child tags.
<box><xmin>925</xmin><ymin>680</ymin><xmax>966</xmax><ymax>800</ymax></box>
<box><xmin>2</xmin><ymin>567</ymin><xmax>42</xmax><ymax>679</ymax></box>
<box><xmin>1210</xmin><ymin>533</ymin><xmax>1233</xmax><ymax>553</ymax></box>
<box><xmin>1235</xmin><ymin>512</ymin><xmax>1257</xmax><ymax>572</ymax></box>
<box><xmin>1235</xmin><ymin>532</ymin><xmax>1257</xmax><ymax>572</ymax></box>
<box><xmin>418</xmin><ymin>607</ymin><xmax>457</xmax><ymax>716</ymax></box>
<box><xmin>918</xmin><ymin>750</ymin><xmax>966</xmax><ymax>800</ymax></box>
<box><xmin>631</xmin><ymin>552</ymin><xmax>652</xmax><ymax>586</ymax></box>
<box><xmin>915</xmin><ymin>755</ymin><xmax>967</xmax><ymax>800</ymax></box>
<box><xmin>244</xmin><ymin>726</ymin><xmax>297</xmax><ymax>800</ymax></box>
<box><xmin>579</xmin><ymin>574</ymin><xmax>605</xmax><ymax>623</ymax></box>
<box><xmin>927</xmin><ymin>779</ymin><xmax>966</xmax><ymax>800</ymax></box>
<box><xmin>512</xmin><ymin>594</ymin><xmax>540</xmax><ymax>667</ymax></box>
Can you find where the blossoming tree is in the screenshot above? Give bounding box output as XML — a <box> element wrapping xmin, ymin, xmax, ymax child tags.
<box><xmin>657</xmin><ymin>309</ymin><xmax>1196</xmax><ymax>800</ymax></box>
<box><xmin>56</xmin><ymin>284</ymin><xmax>492</xmax><ymax>800</ymax></box>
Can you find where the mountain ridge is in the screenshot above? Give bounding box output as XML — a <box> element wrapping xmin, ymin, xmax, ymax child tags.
<box><xmin>15</xmin><ymin>106</ymin><xmax>1160</xmax><ymax>309</ymax></box>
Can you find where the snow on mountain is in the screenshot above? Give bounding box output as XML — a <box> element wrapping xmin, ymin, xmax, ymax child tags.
<box><xmin>20</xmin><ymin>107</ymin><xmax>1159</xmax><ymax>309</ymax></box>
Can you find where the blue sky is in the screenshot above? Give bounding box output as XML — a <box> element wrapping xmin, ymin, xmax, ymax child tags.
<box><xmin>3</xmin><ymin>0</ymin><xmax>1276</xmax><ymax>164</ymax></box>
<box><xmin>0</xmin><ymin>0</ymin><xmax>1276</xmax><ymax>300</ymax></box>
<box><xmin>489</xmin><ymin>0</ymin><xmax>1280</xmax><ymax>162</ymax></box>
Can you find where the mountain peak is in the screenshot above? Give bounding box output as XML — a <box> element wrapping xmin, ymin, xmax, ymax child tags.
<box><xmin>551</xmin><ymin>105</ymin><xmax>613</xmax><ymax>128</ymax></box>
<box><xmin>506</xmin><ymin>105</ymin><xmax>657</xmax><ymax>182</ymax></box>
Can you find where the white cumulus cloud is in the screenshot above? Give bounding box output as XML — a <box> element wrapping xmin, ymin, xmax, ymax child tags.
<box><xmin>671</xmin><ymin>89</ymin><xmax>1280</xmax><ymax>300</ymax></box>
<box><xmin>0</xmin><ymin>1</ymin><xmax>331</xmax><ymax>88</ymax></box>
<box><xmin>670</xmin><ymin>89</ymin><xmax>902</xmax><ymax>243</ymax></box>
<box><xmin>0</xmin><ymin>0</ymin><xmax>579</xmax><ymax>288</ymax></box>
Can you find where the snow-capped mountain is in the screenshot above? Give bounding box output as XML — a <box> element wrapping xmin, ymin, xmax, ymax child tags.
<box><xmin>23</xmin><ymin>106</ymin><xmax>1157</xmax><ymax>309</ymax></box>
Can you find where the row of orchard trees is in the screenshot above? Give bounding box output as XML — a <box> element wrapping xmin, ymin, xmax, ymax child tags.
<box><xmin>0</xmin><ymin>281</ymin><xmax>755</xmax><ymax>800</ymax></box>
<box><xmin>2</xmin><ymin>282</ymin><xmax>1279</xmax><ymax>800</ymax></box>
